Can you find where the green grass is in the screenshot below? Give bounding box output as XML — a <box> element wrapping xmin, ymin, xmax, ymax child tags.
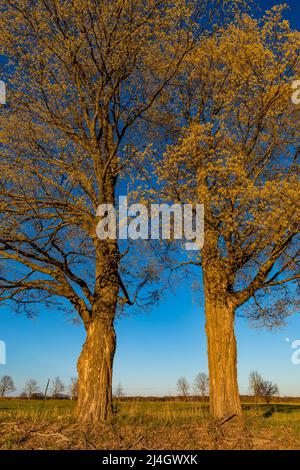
<box><xmin>0</xmin><ymin>399</ymin><xmax>74</xmax><ymax>420</ymax></box>
<box><xmin>0</xmin><ymin>398</ymin><xmax>299</xmax><ymax>427</ymax></box>
<box><xmin>0</xmin><ymin>399</ymin><xmax>299</xmax><ymax>449</ymax></box>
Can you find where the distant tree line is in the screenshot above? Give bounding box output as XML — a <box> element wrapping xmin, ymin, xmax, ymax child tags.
<box><xmin>0</xmin><ymin>371</ymin><xmax>282</xmax><ymax>405</ymax></box>
<box><xmin>0</xmin><ymin>375</ymin><xmax>78</xmax><ymax>399</ymax></box>
<box><xmin>0</xmin><ymin>375</ymin><xmax>123</xmax><ymax>400</ymax></box>
<box><xmin>176</xmin><ymin>371</ymin><xmax>280</xmax><ymax>405</ymax></box>
<box><xmin>176</xmin><ymin>373</ymin><xmax>209</xmax><ymax>401</ymax></box>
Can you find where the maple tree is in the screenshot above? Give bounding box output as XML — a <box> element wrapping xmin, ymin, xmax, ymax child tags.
<box><xmin>0</xmin><ymin>0</ymin><xmax>234</xmax><ymax>422</ymax></box>
<box><xmin>155</xmin><ymin>7</ymin><xmax>300</xmax><ymax>418</ymax></box>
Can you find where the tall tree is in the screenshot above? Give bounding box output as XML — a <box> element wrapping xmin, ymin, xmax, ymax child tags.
<box><xmin>0</xmin><ymin>375</ymin><xmax>15</xmax><ymax>397</ymax></box>
<box><xmin>249</xmin><ymin>371</ymin><xmax>279</xmax><ymax>404</ymax></box>
<box><xmin>176</xmin><ymin>377</ymin><xmax>190</xmax><ymax>399</ymax></box>
<box><xmin>51</xmin><ymin>377</ymin><xmax>65</xmax><ymax>398</ymax></box>
<box><xmin>193</xmin><ymin>373</ymin><xmax>209</xmax><ymax>398</ymax></box>
<box><xmin>23</xmin><ymin>379</ymin><xmax>40</xmax><ymax>399</ymax></box>
<box><xmin>155</xmin><ymin>8</ymin><xmax>300</xmax><ymax>418</ymax></box>
<box><xmin>69</xmin><ymin>377</ymin><xmax>79</xmax><ymax>400</ymax></box>
<box><xmin>114</xmin><ymin>382</ymin><xmax>124</xmax><ymax>399</ymax></box>
<box><xmin>0</xmin><ymin>0</ymin><xmax>231</xmax><ymax>422</ymax></box>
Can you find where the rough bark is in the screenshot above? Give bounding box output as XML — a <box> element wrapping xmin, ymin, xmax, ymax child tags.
<box><xmin>202</xmin><ymin>229</ymin><xmax>242</xmax><ymax>419</ymax></box>
<box><xmin>77</xmin><ymin>314</ymin><xmax>116</xmax><ymax>422</ymax></box>
<box><xmin>204</xmin><ymin>293</ymin><xmax>242</xmax><ymax>419</ymax></box>
<box><xmin>76</xmin><ymin>238</ymin><xmax>119</xmax><ymax>422</ymax></box>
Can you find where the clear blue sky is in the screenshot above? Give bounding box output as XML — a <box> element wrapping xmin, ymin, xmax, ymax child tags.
<box><xmin>0</xmin><ymin>0</ymin><xmax>299</xmax><ymax>397</ymax></box>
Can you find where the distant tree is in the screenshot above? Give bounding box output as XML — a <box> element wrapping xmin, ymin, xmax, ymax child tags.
<box><xmin>69</xmin><ymin>377</ymin><xmax>79</xmax><ymax>400</ymax></box>
<box><xmin>249</xmin><ymin>371</ymin><xmax>279</xmax><ymax>404</ymax></box>
<box><xmin>31</xmin><ymin>392</ymin><xmax>44</xmax><ymax>399</ymax></box>
<box><xmin>51</xmin><ymin>377</ymin><xmax>65</xmax><ymax>399</ymax></box>
<box><xmin>249</xmin><ymin>371</ymin><xmax>263</xmax><ymax>396</ymax></box>
<box><xmin>114</xmin><ymin>382</ymin><xmax>124</xmax><ymax>399</ymax></box>
<box><xmin>23</xmin><ymin>379</ymin><xmax>40</xmax><ymax>399</ymax></box>
<box><xmin>261</xmin><ymin>382</ymin><xmax>280</xmax><ymax>404</ymax></box>
<box><xmin>193</xmin><ymin>373</ymin><xmax>209</xmax><ymax>399</ymax></box>
<box><xmin>0</xmin><ymin>375</ymin><xmax>15</xmax><ymax>397</ymax></box>
<box><xmin>177</xmin><ymin>377</ymin><xmax>190</xmax><ymax>399</ymax></box>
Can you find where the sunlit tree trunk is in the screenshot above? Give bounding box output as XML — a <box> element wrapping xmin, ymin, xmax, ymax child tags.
<box><xmin>202</xmin><ymin>231</ymin><xmax>242</xmax><ymax>419</ymax></box>
<box><xmin>204</xmin><ymin>290</ymin><xmax>242</xmax><ymax>419</ymax></box>
<box><xmin>77</xmin><ymin>238</ymin><xmax>119</xmax><ymax>422</ymax></box>
<box><xmin>77</xmin><ymin>313</ymin><xmax>116</xmax><ymax>422</ymax></box>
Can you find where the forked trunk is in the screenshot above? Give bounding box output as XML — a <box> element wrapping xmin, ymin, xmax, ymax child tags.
<box><xmin>77</xmin><ymin>315</ymin><xmax>116</xmax><ymax>422</ymax></box>
<box><xmin>204</xmin><ymin>295</ymin><xmax>242</xmax><ymax>418</ymax></box>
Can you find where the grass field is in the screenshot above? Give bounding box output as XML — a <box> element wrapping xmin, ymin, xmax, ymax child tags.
<box><xmin>0</xmin><ymin>399</ymin><xmax>299</xmax><ymax>450</ymax></box>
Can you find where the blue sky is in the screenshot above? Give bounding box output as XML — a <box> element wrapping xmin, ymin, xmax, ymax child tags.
<box><xmin>0</xmin><ymin>0</ymin><xmax>299</xmax><ymax>396</ymax></box>
<box><xmin>1</xmin><ymin>281</ymin><xmax>299</xmax><ymax>396</ymax></box>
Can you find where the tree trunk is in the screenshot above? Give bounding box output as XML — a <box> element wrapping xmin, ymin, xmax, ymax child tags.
<box><xmin>76</xmin><ymin>230</ymin><xmax>119</xmax><ymax>422</ymax></box>
<box><xmin>204</xmin><ymin>294</ymin><xmax>242</xmax><ymax>419</ymax></box>
<box><xmin>201</xmin><ymin>226</ymin><xmax>242</xmax><ymax>420</ymax></box>
<box><xmin>77</xmin><ymin>315</ymin><xmax>116</xmax><ymax>422</ymax></box>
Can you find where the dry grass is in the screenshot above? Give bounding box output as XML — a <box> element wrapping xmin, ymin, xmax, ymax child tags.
<box><xmin>0</xmin><ymin>399</ymin><xmax>299</xmax><ymax>450</ymax></box>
